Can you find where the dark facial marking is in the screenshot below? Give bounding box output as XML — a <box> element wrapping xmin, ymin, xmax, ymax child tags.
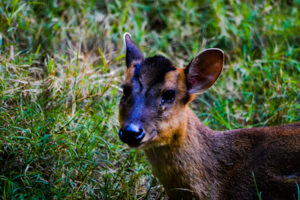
<box><xmin>133</xmin><ymin>63</ymin><xmax>141</xmax><ymax>80</ymax></box>
<box><xmin>142</xmin><ymin>55</ymin><xmax>176</xmax><ymax>84</ymax></box>
<box><xmin>135</xmin><ymin>55</ymin><xmax>176</xmax><ymax>95</ymax></box>
<box><xmin>122</xmin><ymin>85</ymin><xmax>131</xmax><ymax>98</ymax></box>
<box><xmin>133</xmin><ymin>63</ymin><xmax>143</xmax><ymax>89</ymax></box>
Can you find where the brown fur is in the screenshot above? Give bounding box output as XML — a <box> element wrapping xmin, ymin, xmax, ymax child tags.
<box><xmin>145</xmin><ymin>107</ymin><xmax>300</xmax><ymax>200</ymax></box>
<box><xmin>119</xmin><ymin>34</ymin><xmax>300</xmax><ymax>200</ymax></box>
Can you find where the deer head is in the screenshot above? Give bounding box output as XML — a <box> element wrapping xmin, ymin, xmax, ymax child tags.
<box><xmin>118</xmin><ymin>33</ymin><xmax>224</xmax><ymax>148</ymax></box>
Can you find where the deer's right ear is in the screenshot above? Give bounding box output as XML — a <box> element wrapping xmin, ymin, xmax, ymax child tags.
<box><xmin>123</xmin><ymin>33</ymin><xmax>144</xmax><ymax>68</ymax></box>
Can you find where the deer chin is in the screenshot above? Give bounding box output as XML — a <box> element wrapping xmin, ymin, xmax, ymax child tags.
<box><xmin>141</xmin><ymin>130</ymin><xmax>181</xmax><ymax>149</ymax></box>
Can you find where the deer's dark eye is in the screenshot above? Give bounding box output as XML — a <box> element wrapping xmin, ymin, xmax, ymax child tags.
<box><xmin>161</xmin><ymin>90</ymin><xmax>176</xmax><ymax>104</ymax></box>
<box><xmin>122</xmin><ymin>85</ymin><xmax>131</xmax><ymax>98</ymax></box>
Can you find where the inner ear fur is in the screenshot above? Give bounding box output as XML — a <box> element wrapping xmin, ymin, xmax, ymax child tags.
<box><xmin>184</xmin><ymin>48</ymin><xmax>224</xmax><ymax>94</ymax></box>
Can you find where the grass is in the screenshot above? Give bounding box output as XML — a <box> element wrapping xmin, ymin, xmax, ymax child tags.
<box><xmin>252</xmin><ymin>171</ymin><xmax>262</xmax><ymax>200</ymax></box>
<box><xmin>0</xmin><ymin>0</ymin><xmax>299</xmax><ymax>199</ymax></box>
<box><xmin>297</xmin><ymin>183</ymin><xmax>300</xmax><ymax>200</ymax></box>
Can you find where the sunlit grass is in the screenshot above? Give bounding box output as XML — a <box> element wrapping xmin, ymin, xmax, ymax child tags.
<box><xmin>0</xmin><ymin>0</ymin><xmax>299</xmax><ymax>199</ymax></box>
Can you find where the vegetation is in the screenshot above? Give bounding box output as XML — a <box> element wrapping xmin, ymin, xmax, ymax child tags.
<box><xmin>0</xmin><ymin>0</ymin><xmax>299</xmax><ymax>199</ymax></box>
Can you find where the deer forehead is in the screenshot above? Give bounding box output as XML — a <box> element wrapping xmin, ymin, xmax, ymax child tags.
<box><xmin>124</xmin><ymin>56</ymin><xmax>181</xmax><ymax>91</ymax></box>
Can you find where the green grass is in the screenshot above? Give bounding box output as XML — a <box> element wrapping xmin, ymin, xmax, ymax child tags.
<box><xmin>252</xmin><ymin>172</ymin><xmax>262</xmax><ymax>200</ymax></box>
<box><xmin>0</xmin><ymin>0</ymin><xmax>299</xmax><ymax>199</ymax></box>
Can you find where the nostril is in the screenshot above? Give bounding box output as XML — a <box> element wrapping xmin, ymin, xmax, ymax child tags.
<box><xmin>119</xmin><ymin>130</ymin><xmax>124</xmax><ymax>138</ymax></box>
<box><xmin>135</xmin><ymin>128</ymin><xmax>145</xmax><ymax>139</ymax></box>
<box><xmin>119</xmin><ymin>123</ymin><xmax>145</xmax><ymax>146</ymax></box>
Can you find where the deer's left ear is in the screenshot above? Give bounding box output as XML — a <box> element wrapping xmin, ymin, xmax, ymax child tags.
<box><xmin>123</xmin><ymin>33</ymin><xmax>144</xmax><ymax>68</ymax></box>
<box><xmin>184</xmin><ymin>48</ymin><xmax>224</xmax><ymax>94</ymax></box>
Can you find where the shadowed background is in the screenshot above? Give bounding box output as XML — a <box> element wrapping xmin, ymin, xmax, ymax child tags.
<box><xmin>0</xmin><ymin>0</ymin><xmax>299</xmax><ymax>199</ymax></box>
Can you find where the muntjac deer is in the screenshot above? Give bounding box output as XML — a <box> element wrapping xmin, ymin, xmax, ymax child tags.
<box><xmin>118</xmin><ymin>33</ymin><xmax>300</xmax><ymax>200</ymax></box>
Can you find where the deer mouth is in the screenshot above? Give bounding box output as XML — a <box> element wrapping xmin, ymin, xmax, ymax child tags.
<box><xmin>122</xmin><ymin>129</ymin><xmax>158</xmax><ymax>149</ymax></box>
<box><xmin>136</xmin><ymin>130</ymin><xmax>158</xmax><ymax>148</ymax></box>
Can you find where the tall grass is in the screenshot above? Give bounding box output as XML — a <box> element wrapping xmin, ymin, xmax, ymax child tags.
<box><xmin>0</xmin><ymin>0</ymin><xmax>299</xmax><ymax>199</ymax></box>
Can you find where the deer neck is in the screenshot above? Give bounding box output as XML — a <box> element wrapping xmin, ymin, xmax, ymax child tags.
<box><xmin>144</xmin><ymin>107</ymin><xmax>219</xmax><ymax>199</ymax></box>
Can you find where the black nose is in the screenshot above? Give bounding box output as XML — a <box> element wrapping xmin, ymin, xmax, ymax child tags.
<box><xmin>119</xmin><ymin>123</ymin><xmax>145</xmax><ymax>146</ymax></box>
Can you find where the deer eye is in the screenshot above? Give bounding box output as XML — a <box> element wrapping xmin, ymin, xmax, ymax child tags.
<box><xmin>161</xmin><ymin>90</ymin><xmax>176</xmax><ymax>104</ymax></box>
<box><xmin>122</xmin><ymin>85</ymin><xmax>131</xmax><ymax>98</ymax></box>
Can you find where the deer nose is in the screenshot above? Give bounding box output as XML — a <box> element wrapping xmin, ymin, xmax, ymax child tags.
<box><xmin>119</xmin><ymin>123</ymin><xmax>145</xmax><ymax>146</ymax></box>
